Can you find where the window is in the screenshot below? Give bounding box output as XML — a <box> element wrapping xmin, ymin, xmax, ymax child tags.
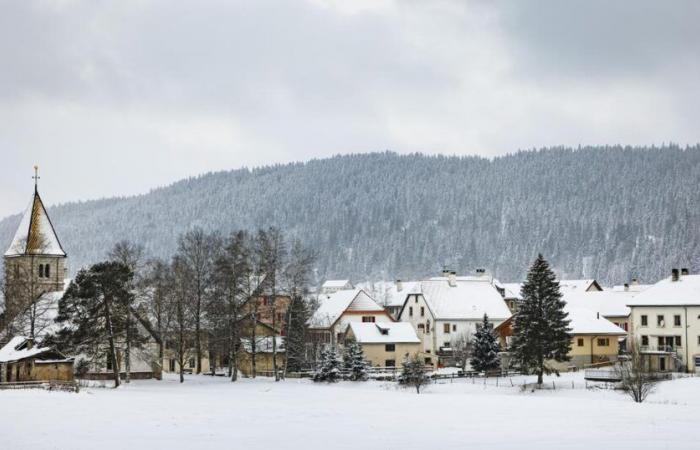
<box><xmin>675</xmin><ymin>336</ymin><xmax>682</xmax><ymax>347</ymax></box>
<box><xmin>452</xmin><ymin>325</ymin><xmax>457</xmax><ymax>332</ymax></box>
<box><xmin>623</xmin><ymin>323</ymin><xmax>628</xmax><ymax>331</ymax></box>
<box><xmin>385</xmin><ymin>344</ymin><xmax>395</xmax><ymax>352</ymax></box>
<box><xmin>189</xmin><ymin>358</ymin><xmax>196</xmax><ymax>369</ymax></box>
<box><xmin>426</xmin><ymin>320</ymin><xmax>430</xmax><ymax>334</ymax></box>
<box><xmin>409</xmin><ymin>307</ymin><xmax>413</xmax><ymax>317</ymax></box>
<box><xmin>657</xmin><ymin>336</ymin><xmax>665</xmax><ymax>347</ymax></box>
<box><xmin>641</xmin><ymin>335</ymin><xmax>649</xmax><ymax>346</ymax></box>
<box><xmin>106</xmin><ymin>355</ymin><xmax>112</xmax><ymax>371</ymax></box>
<box><xmin>641</xmin><ymin>315</ymin><xmax>648</xmax><ymax>326</ymax></box>
<box><xmin>38</xmin><ymin>264</ymin><xmax>44</xmax><ymax>278</ymax></box>
<box><xmin>417</xmin><ymin>324</ymin><xmax>425</xmax><ymax>332</ymax></box>
<box><xmin>698</xmin><ymin>335</ymin><xmax>700</xmax><ymax>345</ymax></box>
<box><xmin>674</xmin><ymin>315</ymin><xmax>681</xmax><ymax>327</ymax></box>
<box><xmin>420</xmin><ymin>307</ymin><xmax>425</xmax><ymax>317</ymax></box>
<box><xmin>44</xmin><ymin>264</ymin><xmax>50</xmax><ymax>278</ymax></box>
<box><xmin>444</xmin><ymin>323</ymin><xmax>451</xmax><ymax>334</ymax></box>
<box><xmin>424</xmin><ymin>358</ymin><xmax>432</xmax><ymax>365</ymax></box>
<box><xmin>577</xmin><ymin>338</ymin><xmax>584</xmax><ymax>347</ymax></box>
<box><xmin>657</xmin><ymin>315</ymin><xmax>665</xmax><ymax>327</ymax></box>
<box><xmin>597</xmin><ymin>338</ymin><xmax>609</xmax><ymax>347</ymax></box>
<box><xmin>385</xmin><ymin>359</ymin><xmax>395</xmax><ymax>367</ymax></box>
<box><xmin>336</xmin><ymin>333</ymin><xmax>344</xmax><ymax>343</ymax></box>
<box><xmin>443</xmin><ymin>342</ymin><xmax>450</xmax><ymax>348</ymax></box>
<box><xmin>169</xmin><ymin>359</ymin><xmax>176</xmax><ymax>372</ymax></box>
<box><xmin>362</xmin><ymin>316</ymin><xmax>375</xmax><ymax>323</ymax></box>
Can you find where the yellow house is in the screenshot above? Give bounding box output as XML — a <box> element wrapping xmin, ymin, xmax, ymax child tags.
<box><xmin>344</xmin><ymin>322</ymin><xmax>424</xmax><ymax>368</ymax></box>
<box><xmin>0</xmin><ymin>336</ymin><xmax>74</xmax><ymax>383</ymax></box>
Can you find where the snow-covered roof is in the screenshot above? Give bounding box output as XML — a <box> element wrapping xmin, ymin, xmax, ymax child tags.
<box><xmin>565</xmin><ymin>307</ymin><xmax>627</xmax><ymax>335</ymax></box>
<box><xmin>310</xmin><ymin>289</ymin><xmax>385</xmax><ymax>328</ymax></box>
<box><xmin>322</xmin><ymin>280</ymin><xmax>352</xmax><ymax>289</ymax></box>
<box><xmin>346</xmin><ymin>322</ymin><xmax>420</xmax><ymax>344</ymax></box>
<box><xmin>357</xmin><ymin>280</ymin><xmax>421</xmax><ymax>307</ymax></box>
<box><xmin>563</xmin><ymin>290</ymin><xmax>636</xmax><ymax>318</ymax></box>
<box><xmin>414</xmin><ymin>278</ymin><xmax>511</xmax><ymax>321</ymax></box>
<box><xmin>611</xmin><ymin>284</ymin><xmax>652</xmax><ymax>293</ymax></box>
<box><xmin>5</xmin><ymin>191</ymin><xmax>66</xmax><ymax>257</ymax></box>
<box><xmin>240</xmin><ymin>337</ymin><xmax>285</xmax><ymax>353</ymax></box>
<box><xmin>557</xmin><ymin>279</ymin><xmax>601</xmax><ymax>293</ymax></box>
<box><xmin>0</xmin><ymin>336</ymin><xmax>67</xmax><ymax>363</ymax></box>
<box><xmin>627</xmin><ymin>275</ymin><xmax>700</xmax><ymax>307</ymax></box>
<box><xmin>499</xmin><ymin>282</ymin><xmax>523</xmax><ymax>300</ymax></box>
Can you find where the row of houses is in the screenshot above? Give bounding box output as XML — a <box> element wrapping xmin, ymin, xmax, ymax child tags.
<box><xmin>314</xmin><ymin>268</ymin><xmax>700</xmax><ymax>374</ymax></box>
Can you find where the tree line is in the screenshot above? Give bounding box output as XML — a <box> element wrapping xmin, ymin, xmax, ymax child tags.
<box><xmin>47</xmin><ymin>227</ymin><xmax>315</xmax><ymax>386</ymax></box>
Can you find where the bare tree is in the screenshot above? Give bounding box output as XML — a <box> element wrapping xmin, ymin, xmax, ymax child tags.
<box><xmin>616</xmin><ymin>338</ymin><xmax>659</xmax><ymax>403</ymax></box>
<box><xmin>108</xmin><ymin>240</ymin><xmax>146</xmax><ymax>383</ymax></box>
<box><xmin>143</xmin><ymin>258</ymin><xmax>174</xmax><ymax>373</ymax></box>
<box><xmin>450</xmin><ymin>332</ymin><xmax>473</xmax><ymax>371</ymax></box>
<box><xmin>176</xmin><ymin>229</ymin><xmax>219</xmax><ymax>374</ymax></box>
<box><xmin>170</xmin><ymin>256</ymin><xmax>195</xmax><ymax>383</ymax></box>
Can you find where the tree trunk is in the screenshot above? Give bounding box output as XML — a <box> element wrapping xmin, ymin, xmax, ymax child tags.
<box><xmin>272</xmin><ymin>295</ymin><xmax>279</xmax><ymax>381</ymax></box>
<box><xmin>125</xmin><ymin>314</ymin><xmax>131</xmax><ymax>383</ymax></box>
<box><xmin>103</xmin><ymin>295</ymin><xmax>121</xmax><ymax>388</ymax></box>
<box><xmin>195</xmin><ymin>288</ymin><xmax>202</xmax><ymax>375</ymax></box>
<box><xmin>251</xmin><ymin>310</ymin><xmax>257</xmax><ymax>378</ymax></box>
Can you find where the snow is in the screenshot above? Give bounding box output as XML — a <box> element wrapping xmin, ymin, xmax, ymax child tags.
<box><xmin>499</xmin><ymin>282</ymin><xmax>523</xmax><ymax>300</ymax></box>
<box><xmin>0</xmin><ymin>336</ymin><xmax>54</xmax><ymax>363</ymax></box>
<box><xmin>310</xmin><ymin>289</ymin><xmax>384</xmax><ymax>328</ymax></box>
<box><xmin>557</xmin><ymin>279</ymin><xmax>599</xmax><ymax>293</ymax></box>
<box><xmin>418</xmin><ymin>278</ymin><xmax>511</xmax><ymax>321</ymax></box>
<box><xmin>627</xmin><ymin>275</ymin><xmax>700</xmax><ymax>306</ymax></box>
<box><xmin>357</xmin><ymin>280</ymin><xmax>422</xmax><ymax>307</ymax></box>
<box><xmin>321</xmin><ymin>279</ymin><xmax>352</xmax><ymax>289</ymax></box>
<box><xmin>4</xmin><ymin>192</ymin><xmax>66</xmax><ymax>257</ymax></box>
<box><xmin>565</xmin><ymin>307</ymin><xmax>627</xmax><ymax>335</ymax></box>
<box><xmin>241</xmin><ymin>337</ymin><xmax>285</xmax><ymax>353</ymax></box>
<box><xmin>562</xmin><ymin>290</ymin><xmax>637</xmax><ymax>318</ymax></box>
<box><xmin>347</xmin><ymin>322</ymin><xmax>420</xmax><ymax>344</ymax></box>
<box><xmin>2</xmin><ymin>372</ymin><xmax>700</xmax><ymax>449</ymax></box>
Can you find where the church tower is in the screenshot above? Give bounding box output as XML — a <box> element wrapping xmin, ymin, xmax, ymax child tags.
<box><xmin>3</xmin><ymin>167</ymin><xmax>67</xmax><ymax>322</ymax></box>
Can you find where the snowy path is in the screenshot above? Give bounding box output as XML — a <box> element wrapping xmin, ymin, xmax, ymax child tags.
<box><xmin>1</xmin><ymin>373</ymin><xmax>698</xmax><ymax>449</ymax></box>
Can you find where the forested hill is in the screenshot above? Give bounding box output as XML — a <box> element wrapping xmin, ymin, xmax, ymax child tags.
<box><xmin>1</xmin><ymin>146</ymin><xmax>699</xmax><ymax>285</ymax></box>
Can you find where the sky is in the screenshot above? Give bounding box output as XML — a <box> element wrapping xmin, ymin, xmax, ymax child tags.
<box><xmin>1</xmin><ymin>0</ymin><xmax>699</xmax><ymax>218</ymax></box>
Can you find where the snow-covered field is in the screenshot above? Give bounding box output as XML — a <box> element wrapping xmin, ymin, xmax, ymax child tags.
<box><xmin>2</xmin><ymin>373</ymin><xmax>698</xmax><ymax>449</ymax></box>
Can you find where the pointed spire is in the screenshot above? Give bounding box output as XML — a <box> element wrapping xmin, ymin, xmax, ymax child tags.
<box><xmin>4</xmin><ymin>169</ymin><xmax>66</xmax><ymax>257</ymax></box>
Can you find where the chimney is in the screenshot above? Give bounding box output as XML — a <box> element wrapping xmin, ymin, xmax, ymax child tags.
<box><xmin>441</xmin><ymin>268</ymin><xmax>451</xmax><ymax>277</ymax></box>
<box><xmin>681</xmin><ymin>268</ymin><xmax>689</xmax><ymax>276</ymax></box>
<box><xmin>396</xmin><ymin>279</ymin><xmax>403</xmax><ymax>292</ymax></box>
<box><xmin>624</xmin><ymin>283</ymin><xmax>629</xmax><ymax>292</ymax></box>
<box><xmin>596</xmin><ymin>312</ymin><xmax>600</xmax><ymax>319</ymax></box>
<box><xmin>631</xmin><ymin>278</ymin><xmax>639</xmax><ymax>285</ymax></box>
<box><xmin>448</xmin><ymin>271</ymin><xmax>457</xmax><ymax>287</ymax></box>
<box><xmin>671</xmin><ymin>268</ymin><xmax>679</xmax><ymax>282</ymax></box>
<box><xmin>475</xmin><ymin>268</ymin><xmax>486</xmax><ymax>276</ymax></box>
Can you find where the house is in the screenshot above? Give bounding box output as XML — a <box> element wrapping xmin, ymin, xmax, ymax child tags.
<box><xmin>0</xmin><ymin>336</ymin><xmax>74</xmax><ymax>383</ymax></box>
<box><xmin>627</xmin><ymin>269</ymin><xmax>700</xmax><ymax>373</ymax></box>
<box><xmin>360</xmin><ymin>280</ymin><xmax>421</xmax><ymax>319</ymax></box>
<box><xmin>308</xmin><ymin>288</ymin><xmax>393</xmax><ymax>349</ymax></box>
<box><xmin>320</xmin><ymin>279</ymin><xmax>353</xmax><ymax>294</ymax></box>
<box><xmin>239</xmin><ymin>336</ymin><xmax>285</xmax><ymax>377</ymax></box>
<box><xmin>562</xmin><ymin>290</ymin><xmax>637</xmax><ymax>333</ymax></box>
<box><xmin>495</xmin><ymin>306</ymin><xmax>627</xmax><ymax>370</ymax></box>
<box><xmin>344</xmin><ymin>322</ymin><xmax>424</xmax><ymax>367</ymax></box>
<box><xmin>397</xmin><ymin>271</ymin><xmax>512</xmax><ymax>367</ymax></box>
<box><xmin>495</xmin><ymin>282</ymin><xmax>523</xmax><ymax>313</ymax></box>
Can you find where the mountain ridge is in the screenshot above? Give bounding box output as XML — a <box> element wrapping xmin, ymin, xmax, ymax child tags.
<box><xmin>2</xmin><ymin>146</ymin><xmax>699</xmax><ymax>285</ymax></box>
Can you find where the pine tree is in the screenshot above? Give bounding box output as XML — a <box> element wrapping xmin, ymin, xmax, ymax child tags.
<box><xmin>470</xmin><ymin>314</ymin><xmax>500</xmax><ymax>374</ymax></box>
<box><xmin>398</xmin><ymin>354</ymin><xmax>430</xmax><ymax>394</ymax></box>
<box><xmin>511</xmin><ymin>254</ymin><xmax>572</xmax><ymax>385</ymax></box>
<box><xmin>342</xmin><ymin>341</ymin><xmax>369</xmax><ymax>381</ymax></box>
<box><xmin>313</xmin><ymin>349</ymin><xmax>342</xmax><ymax>382</ymax></box>
<box><xmin>284</xmin><ymin>296</ymin><xmax>311</xmax><ymax>373</ymax></box>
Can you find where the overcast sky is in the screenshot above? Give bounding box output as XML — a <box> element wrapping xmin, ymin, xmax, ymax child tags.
<box><xmin>1</xmin><ymin>0</ymin><xmax>699</xmax><ymax>218</ymax></box>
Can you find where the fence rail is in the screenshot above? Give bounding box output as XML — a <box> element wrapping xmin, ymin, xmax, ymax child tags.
<box><xmin>0</xmin><ymin>380</ymin><xmax>79</xmax><ymax>392</ymax></box>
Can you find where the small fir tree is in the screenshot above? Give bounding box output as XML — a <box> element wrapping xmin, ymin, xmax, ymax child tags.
<box><xmin>511</xmin><ymin>254</ymin><xmax>572</xmax><ymax>385</ymax></box>
<box><xmin>470</xmin><ymin>314</ymin><xmax>501</xmax><ymax>374</ymax></box>
<box><xmin>343</xmin><ymin>341</ymin><xmax>369</xmax><ymax>381</ymax></box>
<box><xmin>313</xmin><ymin>348</ymin><xmax>342</xmax><ymax>382</ymax></box>
<box><xmin>398</xmin><ymin>354</ymin><xmax>430</xmax><ymax>394</ymax></box>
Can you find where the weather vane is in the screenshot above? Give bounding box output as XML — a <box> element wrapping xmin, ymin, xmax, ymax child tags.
<box><xmin>33</xmin><ymin>165</ymin><xmax>40</xmax><ymax>192</ymax></box>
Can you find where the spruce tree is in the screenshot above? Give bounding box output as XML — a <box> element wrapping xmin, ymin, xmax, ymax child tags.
<box><xmin>398</xmin><ymin>354</ymin><xmax>430</xmax><ymax>394</ymax></box>
<box><xmin>511</xmin><ymin>254</ymin><xmax>572</xmax><ymax>385</ymax></box>
<box><xmin>470</xmin><ymin>314</ymin><xmax>500</xmax><ymax>374</ymax></box>
<box><xmin>342</xmin><ymin>341</ymin><xmax>369</xmax><ymax>381</ymax></box>
<box><xmin>284</xmin><ymin>296</ymin><xmax>311</xmax><ymax>374</ymax></box>
<box><xmin>313</xmin><ymin>348</ymin><xmax>342</xmax><ymax>382</ymax></box>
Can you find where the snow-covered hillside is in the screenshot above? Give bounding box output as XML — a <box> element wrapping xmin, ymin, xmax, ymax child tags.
<box><xmin>1</xmin><ymin>147</ymin><xmax>700</xmax><ymax>284</ymax></box>
<box><xmin>2</xmin><ymin>373</ymin><xmax>698</xmax><ymax>449</ymax></box>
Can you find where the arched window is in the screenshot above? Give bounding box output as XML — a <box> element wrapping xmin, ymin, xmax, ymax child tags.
<box><xmin>38</xmin><ymin>264</ymin><xmax>44</xmax><ymax>278</ymax></box>
<box><xmin>45</xmin><ymin>264</ymin><xmax>50</xmax><ymax>278</ymax></box>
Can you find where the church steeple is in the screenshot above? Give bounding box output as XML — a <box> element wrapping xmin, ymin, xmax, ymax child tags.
<box><xmin>4</xmin><ymin>167</ymin><xmax>66</xmax><ymax>258</ymax></box>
